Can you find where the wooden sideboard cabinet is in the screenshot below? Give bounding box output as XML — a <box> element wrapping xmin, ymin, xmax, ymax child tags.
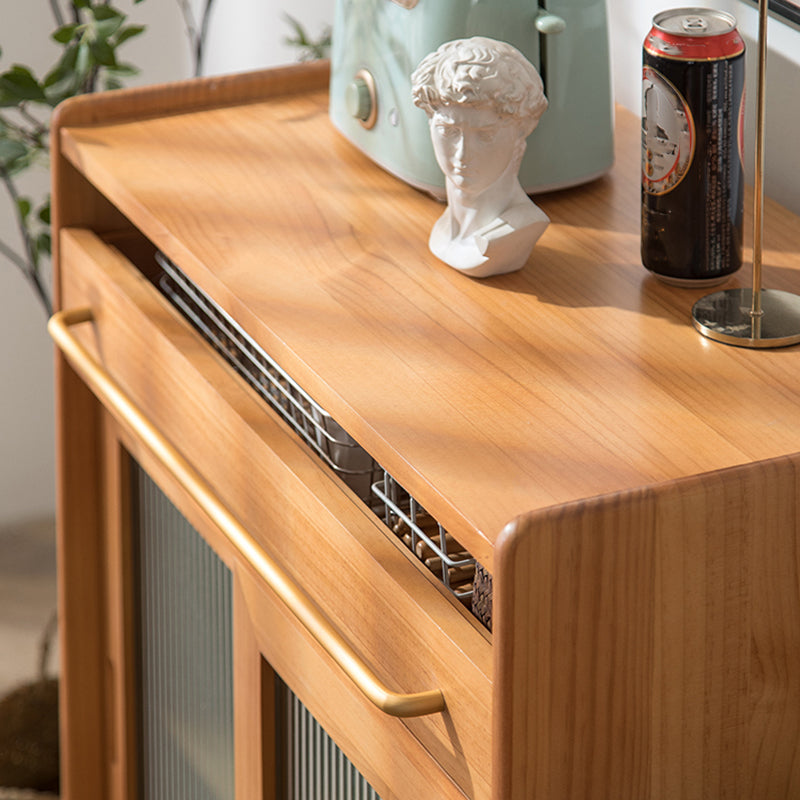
<box><xmin>49</xmin><ymin>62</ymin><xmax>800</xmax><ymax>800</ymax></box>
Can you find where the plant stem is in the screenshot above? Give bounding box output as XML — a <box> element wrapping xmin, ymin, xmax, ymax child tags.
<box><xmin>0</xmin><ymin>236</ymin><xmax>29</xmax><ymax>272</ymax></box>
<box><xmin>84</xmin><ymin>65</ymin><xmax>100</xmax><ymax>94</ymax></box>
<box><xmin>48</xmin><ymin>0</ymin><xmax>65</xmax><ymax>27</ymax></box>
<box><xmin>195</xmin><ymin>0</ymin><xmax>216</xmax><ymax>76</ymax></box>
<box><xmin>38</xmin><ymin>611</ymin><xmax>59</xmax><ymax>679</ymax></box>
<box><xmin>18</xmin><ymin>106</ymin><xmax>47</xmax><ymax>136</ymax></box>
<box><xmin>174</xmin><ymin>0</ymin><xmax>197</xmax><ymax>68</ymax></box>
<box><xmin>1</xmin><ymin>108</ymin><xmax>48</xmax><ymax>151</ymax></box>
<box><xmin>0</xmin><ymin>167</ymin><xmax>52</xmax><ymax>314</ymax></box>
<box><xmin>175</xmin><ymin>0</ymin><xmax>215</xmax><ymax>76</ymax></box>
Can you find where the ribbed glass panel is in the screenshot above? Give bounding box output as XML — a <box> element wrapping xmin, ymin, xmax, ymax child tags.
<box><xmin>132</xmin><ymin>463</ymin><xmax>234</xmax><ymax>800</ymax></box>
<box><xmin>277</xmin><ymin>679</ymin><xmax>382</xmax><ymax>800</ymax></box>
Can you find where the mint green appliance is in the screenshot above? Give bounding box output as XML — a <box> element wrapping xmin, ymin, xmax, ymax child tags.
<box><xmin>329</xmin><ymin>0</ymin><xmax>614</xmax><ymax>198</ymax></box>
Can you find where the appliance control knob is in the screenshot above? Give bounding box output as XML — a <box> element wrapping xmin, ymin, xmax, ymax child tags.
<box><xmin>535</xmin><ymin>10</ymin><xmax>567</xmax><ymax>34</ymax></box>
<box><xmin>346</xmin><ymin>70</ymin><xmax>378</xmax><ymax>129</ymax></box>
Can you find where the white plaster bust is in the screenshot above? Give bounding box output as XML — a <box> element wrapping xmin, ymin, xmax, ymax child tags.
<box><xmin>412</xmin><ymin>37</ymin><xmax>550</xmax><ymax>278</ymax></box>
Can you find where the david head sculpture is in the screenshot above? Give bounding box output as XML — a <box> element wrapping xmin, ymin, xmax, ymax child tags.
<box><xmin>412</xmin><ymin>37</ymin><xmax>550</xmax><ymax>278</ymax></box>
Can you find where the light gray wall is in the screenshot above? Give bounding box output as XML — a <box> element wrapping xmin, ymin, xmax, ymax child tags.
<box><xmin>197</xmin><ymin>0</ymin><xmax>333</xmax><ymax>76</ymax></box>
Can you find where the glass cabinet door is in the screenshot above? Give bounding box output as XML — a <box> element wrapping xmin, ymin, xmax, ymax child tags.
<box><xmin>275</xmin><ymin>678</ymin><xmax>381</xmax><ymax>800</ymax></box>
<box><xmin>132</xmin><ymin>463</ymin><xmax>235</xmax><ymax>800</ymax></box>
<box><xmin>131</xmin><ymin>461</ymin><xmax>381</xmax><ymax>800</ymax></box>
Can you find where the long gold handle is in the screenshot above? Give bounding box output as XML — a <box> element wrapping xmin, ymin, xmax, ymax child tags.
<box><xmin>48</xmin><ymin>307</ymin><xmax>446</xmax><ymax>719</ymax></box>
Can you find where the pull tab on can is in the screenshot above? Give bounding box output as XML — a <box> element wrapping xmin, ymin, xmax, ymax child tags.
<box><xmin>682</xmin><ymin>15</ymin><xmax>709</xmax><ymax>33</ymax></box>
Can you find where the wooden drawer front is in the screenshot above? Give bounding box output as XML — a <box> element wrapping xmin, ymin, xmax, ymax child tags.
<box><xmin>58</xmin><ymin>227</ymin><xmax>493</xmax><ymax>800</ymax></box>
<box><xmin>235</xmin><ymin>561</ymin><xmax>468</xmax><ymax>800</ymax></box>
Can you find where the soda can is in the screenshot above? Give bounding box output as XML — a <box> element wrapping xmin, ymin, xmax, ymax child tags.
<box><xmin>642</xmin><ymin>8</ymin><xmax>746</xmax><ymax>286</ymax></box>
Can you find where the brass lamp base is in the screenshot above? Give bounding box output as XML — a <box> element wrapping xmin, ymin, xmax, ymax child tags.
<box><xmin>692</xmin><ymin>288</ymin><xmax>800</xmax><ymax>348</ymax></box>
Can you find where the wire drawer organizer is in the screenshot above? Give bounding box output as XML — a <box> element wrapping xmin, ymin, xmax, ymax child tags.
<box><xmin>154</xmin><ymin>253</ymin><xmax>492</xmax><ymax>629</ymax></box>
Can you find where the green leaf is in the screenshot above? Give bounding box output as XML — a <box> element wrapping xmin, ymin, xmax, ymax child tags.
<box><xmin>16</xmin><ymin>197</ymin><xmax>31</xmax><ymax>221</ymax></box>
<box><xmin>36</xmin><ymin>232</ymin><xmax>52</xmax><ymax>258</ymax></box>
<box><xmin>44</xmin><ymin>75</ymin><xmax>79</xmax><ymax>106</ymax></box>
<box><xmin>75</xmin><ymin>40</ymin><xmax>92</xmax><ymax>78</ymax></box>
<box><xmin>91</xmin><ymin>13</ymin><xmax>125</xmax><ymax>41</ymax></box>
<box><xmin>0</xmin><ymin>89</ymin><xmax>21</xmax><ymax>108</ymax></box>
<box><xmin>283</xmin><ymin>16</ymin><xmax>309</xmax><ymax>48</ymax></box>
<box><xmin>90</xmin><ymin>41</ymin><xmax>116</xmax><ymax>67</ymax></box>
<box><xmin>0</xmin><ymin>65</ymin><xmax>47</xmax><ymax>103</ymax></box>
<box><xmin>282</xmin><ymin>14</ymin><xmax>331</xmax><ymax>61</ymax></box>
<box><xmin>52</xmin><ymin>23</ymin><xmax>81</xmax><ymax>44</ymax></box>
<box><xmin>91</xmin><ymin>4</ymin><xmax>123</xmax><ymax>21</ymax></box>
<box><xmin>105</xmin><ymin>62</ymin><xmax>138</xmax><ymax>77</ymax></box>
<box><xmin>114</xmin><ymin>24</ymin><xmax>146</xmax><ymax>46</ymax></box>
<box><xmin>44</xmin><ymin>45</ymin><xmax>82</xmax><ymax>103</ymax></box>
<box><xmin>46</xmin><ymin>41</ymin><xmax>79</xmax><ymax>80</ymax></box>
<box><xmin>38</xmin><ymin>201</ymin><xmax>51</xmax><ymax>225</ymax></box>
<box><xmin>0</xmin><ymin>141</ymin><xmax>33</xmax><ymax>175</ymax></box>
<box><xmin>0</xmin><ymin>138</ymin><xmax>27</xmax><ymax>165</ymax></box>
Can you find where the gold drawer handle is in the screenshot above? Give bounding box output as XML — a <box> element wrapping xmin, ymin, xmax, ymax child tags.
<box><xmin>49</xmin><ymin>307</ymin><xmax>446</xmax><ymax>719</ymax></box>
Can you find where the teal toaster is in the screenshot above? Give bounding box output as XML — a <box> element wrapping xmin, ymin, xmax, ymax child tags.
<box><xmin>329</xmin><ymin>0</ymin><xmax>615</xmax><ymax>198</ymax></box>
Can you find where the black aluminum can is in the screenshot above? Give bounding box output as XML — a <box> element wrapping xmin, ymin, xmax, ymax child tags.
<box><xmin>642</xmin><ymin>8</ymin><xmax>745</xmax><ymax>286</ymax></box>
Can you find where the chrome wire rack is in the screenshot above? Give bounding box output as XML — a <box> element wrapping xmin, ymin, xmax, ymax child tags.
<box><xmin>156</xmin><ymin>253</ymin><xmax>378</xmax><ymax>498</ymax></box>
<box><xmin>372</xmin><ymin>474</ymin><xmax>475</xmax><ymax>601</ymax></box>
<box><xmin>155</xmin><ymin>252</ymin><xmax>487</xmax><ymax>623</ymax></box>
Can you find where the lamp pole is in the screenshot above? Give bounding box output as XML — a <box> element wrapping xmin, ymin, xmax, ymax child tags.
<box><xmin>691</xmin><ymin>0</ymin><xmax>800</xmax><ymax>348</ymax></box>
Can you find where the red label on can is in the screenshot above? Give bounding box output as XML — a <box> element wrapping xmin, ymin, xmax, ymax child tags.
<box><xmin>644</xmin><ymin>28</ymin><xmax>745</xmax><ymax>61</ymax></box>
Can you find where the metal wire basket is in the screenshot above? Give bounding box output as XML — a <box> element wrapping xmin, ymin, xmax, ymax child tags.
<box><xmin>157</xmin><ymin>253</ymin><xmax>378</xmax><ymax>499</ymax></box>
<box><xmin>155</xmin><ymin>252</ymin><xmax>489</xmax><ymax>624</ymax></box>
<box><xmin>371</xmin><ymin>473</ymin><xmax>476</xmax><ymax>602</ymax></box>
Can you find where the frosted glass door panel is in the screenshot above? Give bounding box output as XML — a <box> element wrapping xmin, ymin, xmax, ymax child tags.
<box><xmin>276</xmin><ymin>679</ymin><xmax>382</xmax><ymax>800</ymax></box>
<box><xmin>133</xmin><ymin>463</ymin><xmax>234</xmax><ymax>800</ymax></box>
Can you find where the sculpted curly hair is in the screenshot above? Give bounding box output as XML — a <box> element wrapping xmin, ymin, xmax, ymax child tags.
<box><xmin>412</xmin><ymin>37</ymin><xmax>548</xmax><ymax>137</ymax></box>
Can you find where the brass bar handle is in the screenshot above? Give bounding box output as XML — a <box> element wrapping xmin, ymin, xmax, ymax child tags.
<box><xmin>48</xmin><ymin>307</ymin><xmax>446</xmax><ymax>719</ymax></box>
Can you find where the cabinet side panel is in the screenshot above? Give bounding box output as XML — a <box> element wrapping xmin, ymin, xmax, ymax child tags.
<box><xmin>493</xmin><ymin>490</ymin><xmax>657</xmax><ymax>799</ymax></box>
<box><xmin>494</xmin><ymin>457</ymin><xmax>800</xmax><ymax>799</ymax></box>
<box><xmin>55</xmin><ymin>357</ymin><xmax>107</xmax><ymax>799</ymax></box>
<box><xmin>749</xmin><ymin>459</ymin><xmax>800</xmax><ymax>798</ymax></box>
<box><xmin>101</xmin><ymin>421</ymin><xmax>138</xmax><ymax>800</ymax></box>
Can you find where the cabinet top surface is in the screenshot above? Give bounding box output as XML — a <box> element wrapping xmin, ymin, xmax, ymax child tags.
<box><xmin>57</xmin><ymin>66</ymin><xmax>800</xmax><ymax>561</ymax></box>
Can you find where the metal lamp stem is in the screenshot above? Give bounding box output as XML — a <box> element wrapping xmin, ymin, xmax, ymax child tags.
<box><xmin>691</xmin><ymin>0</ymin><xmax>800</xmax><ymax>348</ymax></box>
<box><xmin>751</xmin><ymin>0</ymin><xmax>769</xmax><ymax>317</ymax></box>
